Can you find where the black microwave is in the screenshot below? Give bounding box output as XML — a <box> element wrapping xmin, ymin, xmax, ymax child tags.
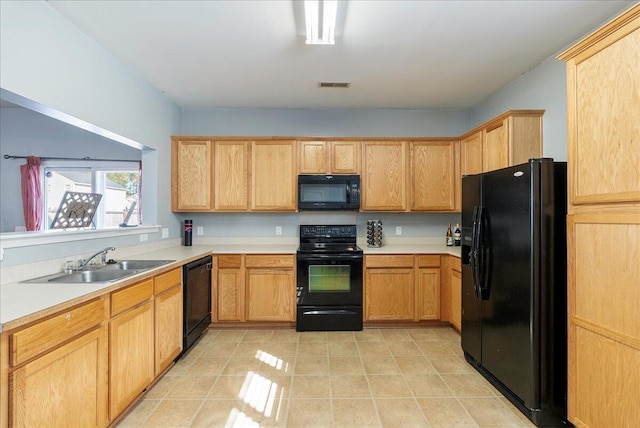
<box><xmin>298</xmin><ymin>175</ymin><xmax>360</xmax><ymax>211</ymax></box>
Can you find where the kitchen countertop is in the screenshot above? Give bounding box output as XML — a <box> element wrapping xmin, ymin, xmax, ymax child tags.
<box><xmin>0</xmin><ymin>241</ymin><xmax>461</xmax><ymax>332</ymax></box>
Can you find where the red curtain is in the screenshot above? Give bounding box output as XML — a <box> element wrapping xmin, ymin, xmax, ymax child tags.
<box><xmin>20</xmin><ymin>156</ymin><xmax>43</xmax><ymax>231</ymax></box>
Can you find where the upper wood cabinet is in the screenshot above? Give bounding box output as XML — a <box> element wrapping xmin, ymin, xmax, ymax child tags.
<box><xmin>559</xmin><ymin>6</ymin><xmax>640</xmax><ymax>427</ymax></box>
<box><xmin>215</xmin><ymin>141</ymin><xmax>249</xmax><ymax>210</ymax></box>
<box><xmin>462</xmin><ymin>131</ymin><xmax>484</xmax><ymax>176</ymax></box>
<box><xmin>362</xmin><ymin>141</ymin><xmax>408</xmax><ymax>211</ymax></box>
<box><xmin>410</xmin><ymin>141</ymin><xmax>457</xmax><ymax>211</ymax></box>
<box><xmin>299</xmin><ymin>140</ymin><xmax>360</xmax><ymax>174</ymax></box>
<box><xmin>251</xmin><ymin>140</ymin><xmax>297</xmax><ymax>211</ymax></box>
<box><xmin>172</xmin><ymin>139</ymin><xmax>213</xmax><ymax>211</ymax></box>
<box><xmin>483</xmin><ymin>119</ymin><xmax>509</xmax><ymax>172</ymax></box>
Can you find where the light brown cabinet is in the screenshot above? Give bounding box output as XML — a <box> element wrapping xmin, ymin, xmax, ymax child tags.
<box><xmin>362</xmin><ymin>141</ymin><xmax>408</xmax><ymax>211</ymax></box>
<box><xmin>559</xmin><ymin>6</ymin><xmax>640</xmax><ymax>427</ymax></box>
<box><xmin>7</xmin><ymin>298</ymin><xmax>108</xmax><ymax>428</ymax></box>
<box><xmin>214</xmin><ymin>254</ymin><xmax>296</xmax><ymax>323</ymax></box>
<box><xmin>364</xmin><ymin>255</ymin><xmax>443</xmax><ymax>322</ymax></box>
<box><xmin>461</xmin><ymin>131</ymin><xmax>484</xmax><ymax>176</ymax></box>
<box><xmin>171</xmin><ymin>139</ymin><xmax>214</xmax><ymax>211</ymax></box>
<box><xmin>299</xmin><ymin>140</ymin><xmax>360</xmax><ymax>174</ymax></box>
<box><xmin>251</xmin><ymin>140</ymin><xmax>297</xmax><ymax>211</ymax></box>
<box><xmin>483</xmin><ymin>119</ymin><xmax>509</xmax><ymax>172</ymax></box>
<box><xmin>449</xmin><ymin>258</ymin><xmax>462</xmax><ymax>332</ymax></box>
<box><xmin>410</xmin><ymin>141</ymin><xmax>457</xmax><ymax>211</ymax></box>
<box><xmin>154</xmin><ymin>268</ymin><xmax>183</xmax><ymax>375</ymax></box>
<box><xmin>109</xmin><ymin>279</ymin><xmax>154</xmax><ymax>419</ymax></box>
<box><xmin>214</xmin><ymin>141</ymin><xmax>249</xmax><ymax>210</ymax></box>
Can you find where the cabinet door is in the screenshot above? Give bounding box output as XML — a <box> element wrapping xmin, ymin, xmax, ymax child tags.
<box><xmin>299</xmin><ymin>141</ymin><xmax>328</xmax><ymax>174</ymax></box>
<box><xmin>483</xmin><ymin>120</ymin><xmax>509</xmax><ymax>172</ymax></box>
<box><xmin>364</xmin><ymin>268</ymin><xmax>414</xmax><ymax>320</ymax></box>
<box><xmin>462</xmin><ymin>131</ymin><xmax>483</xmax><ymax>175</ymax></box>
<box><xmin>11</xmin><ymin>326</ymin><xmax>108</xmax><ymax>428</ymax></box>
<box><xmin>450</xmin><ymin>268</ymin><xmax>462</xmax><ymax>331</ymax></box>
<box><xmin>331</xmin><ymin>141</ymin><xmax>360</xmax><ymax>174</ymax></box>
<box><xmin>155</xmin><ymin>285</ymin><xmax>183</xmax><ymax>375</ymax></box>
<box><xmin>246</xmin><ymin>269</ymin><xmax>295</xmax><ymax>321</ymax></box>
<box><xmin>215</xmin><ymin>141</ymin><xmax>249</xmax><ymax>210</ymax></box>
<box><xmin>109</xmin><ymin>301</ymin><xmax>154</xmax><ymax>419</ymax></box>
<box><xmin>217</xmin><ymin>266</ymin><xmax>245</xmax><ymax>322</ymax></box>
<box><xmin>417</xmin><ymin>268</ymin><xmax>441</xmax><ymax>320</ymax></box>
<box><xmin>172</xmin><ymin>140</ymin><xmax>213</xmax><ymax>211</ymax></box>
<box><xmin>251</xmin><ymin>140</ymin><xmax>297</xmax><ymax>211</ymax></box>
<box><xmin>411</xmin><ymin>142</ymin><xmax>455</xmax><ymax>211</ymax></box>
<box><xmin>362</xmin><ymin>141</ymin><xmax>407</xmax><ymax>211</ymax></box>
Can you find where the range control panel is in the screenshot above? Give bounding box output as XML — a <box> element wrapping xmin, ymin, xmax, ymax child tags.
<box><xmin>300</xmin><ymin>225</ymin><xmax>357</xmax><ymax>239</ymax></box>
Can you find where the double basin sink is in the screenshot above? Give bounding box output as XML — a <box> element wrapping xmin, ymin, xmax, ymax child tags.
<box><xmin>24</xmin><ymin>260</ymin><xmax>175</xmax><ymax>284</ymax></box>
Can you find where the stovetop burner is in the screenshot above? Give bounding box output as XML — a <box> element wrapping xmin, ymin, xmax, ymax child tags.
<box><xmin>297</xmin><ymin>225</ymin><xmax>361</xmax><ymax>254</ymax></box>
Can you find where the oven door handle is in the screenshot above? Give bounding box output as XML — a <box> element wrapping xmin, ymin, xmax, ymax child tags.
<box><xmin>297</xmin><ymin>254</ymin><xmax>363</xmax><ymax>261</ymax></box>
<box><xmin>301</xmin><ymin>309</ymin><xmax>360</xmax><ymax>315</ymax></box>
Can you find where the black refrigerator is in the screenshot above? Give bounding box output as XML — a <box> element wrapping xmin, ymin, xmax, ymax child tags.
<box><xmin>461</xmin><ymin>158</ymin><xmax>568</xmax><ymax>427</ymax></box>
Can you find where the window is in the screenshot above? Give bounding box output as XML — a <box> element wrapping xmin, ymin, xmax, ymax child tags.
<box><xmin>44</xmin><ymin>163</ymin><xmax>141</xmax><ymax>230</ymax></box>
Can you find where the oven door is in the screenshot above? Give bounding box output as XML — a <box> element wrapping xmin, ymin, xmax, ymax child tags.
<box><xmin>296</xmin><ymin>253</ymin><xmax>363</xmax><ymax>306</ymax></box>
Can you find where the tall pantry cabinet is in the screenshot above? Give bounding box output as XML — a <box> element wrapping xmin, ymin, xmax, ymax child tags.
<box><xmin>558</xmin><ymin>5</ymin><xmax>640</xmax><ymax>428</ymax></box>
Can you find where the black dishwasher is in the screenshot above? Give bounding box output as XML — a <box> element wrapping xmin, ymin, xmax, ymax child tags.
<box><xmin>182</xmin><ymin>255</ymin><xmax>212</xmax><ymax>355</ymax></box>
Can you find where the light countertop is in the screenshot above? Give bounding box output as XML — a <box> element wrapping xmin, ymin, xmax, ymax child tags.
<box><xmin>0</xmin><ymin>241</ymin><xmax>460</xmax><ymax>332</ymax></box>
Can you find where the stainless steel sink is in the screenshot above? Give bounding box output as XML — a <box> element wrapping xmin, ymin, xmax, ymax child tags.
<box><xmin>101</xmin><ymin>260</ymin><xmax>174</xmax><ymax>270</ymax></box>
<box><xmin>47</xmin><ymin>269</ymin><xmax>139</xmax><ymax>283</ymax></box>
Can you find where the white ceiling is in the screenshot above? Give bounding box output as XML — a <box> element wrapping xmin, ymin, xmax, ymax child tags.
<box><xmin>48</xmin><ymin>0</ymin><xmax>634</xmax><ymax>110</ymax></box>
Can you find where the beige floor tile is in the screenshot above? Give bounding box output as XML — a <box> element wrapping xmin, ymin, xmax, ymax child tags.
<box><xmin>242</xmin><ymin>397</ymin><xmax>289</xmax><ymax>427</ymax></box>
<box><xmin>116</xmin><ymin>399</ymin><xmax>160</xmax><ymax>427</ymax></box>
<box><xmin>214</xmin><ymin>330</ymin><xmax>247</xmax><ymax>342</ymax></box>
<box><xmin>375</xmin><ymin>398</ymin><xmax>429</xmax><ymax>427</ymax></box>
<box><xmin>380</xmin><ymin>329</ymin><xmax>412</xmax><ymax>341</ymax></box>
<box><xmin>333</xmin><ymin>398</ymin><xmax>381</xmax><ymax>427</ymax></box>
<box><xmin>328</xmin><ymin>340</ymin><xmax>359</xmax><ymax>356</ymax></box>
<box><xmin>189</xmin><ymin>399</ymin><xmax>245</xmax><ymax>427</ymax></box>
<box><xmin>166</xmin><ymin>351</ymin><xmax>200</xmax><ymax>376</ymax></box>
<box><xmin>330</xmin><ymin>375</ymin><xmax>371</xmax><ymax>398</ymax></box>
<box><xmin>265</xmin><ymin>340</ymin><xmax>298</xmax><ymax>357</ymax></box>
<box><xmin>355</xmin><ymin>328</ymin><xmax>384</xmax><ymax>341</ymax></box>
<box><xmin>329</xmin><ymin>356</ymin><xmax>365</xmax><ymax>375</ymax></box>
<box><xmin>207</xmin><ymin>375</ymin><xmax>249</xmax><ymax>399</ymax></box>
<box><xmin>260</xmin><ymin>356</ymin><xmax>295</xmax><ymax>378</ymax></box>
<box><xmin>198</xmin><ymin>340</ymin><xmax>238</xmax><ymax>356</ymax></box>
<box><xmin>405</xmin><ymin>373</ymin><xmax>453</xmax><ymax>397</ymax></box>
<box><xmin>297</xmin><ymin>340</ymin><xmax>328</xmax><ymax>356</ymax></box>
<box><xmin>197</xmin><ymin>330</ymin><xmax>219</xmax><ymax>344</ymax></box>
<box><xmin>221</xmin><ymin>356</ymin><xmax>262</xmax><ymax>375</ymax></box>
<box><xmin>428</xmin><ymin>355</ymin><xmax>474</xmax><ymax>373</ymax></box>
<box><xmin>287</xmin><ymin>398</ymin><xmax>332</xmax><ymax>427</ymax></box>
<box><xmin>357</xmin><ymin>341</ymin><xmax>391</xmax><ymax>356</ymax></box>
<box><xmin>270</xmin><ymin>329</ymin><xmax>300</xmax><ymax>342</ymax></box>
<box><xmin>388</xmin><ymin>341</ymin><xmax>422</xmax><ymax>356</ymax></box>
<box><xmin>143</xmin><ymin>374</ymin><xmax>180</xmax><ymax>399</ymax></box>
<box><xmin>416</xmin><ymin>397</ymin><xmax>478</xmax><ymax>428</ymax></box>
<box><xmin>406</xmin><ymin>328</ymin><xmax>442</xmax><ymax>342</ymax></box>
<box><xmin>367</xmin><ymin>374</ymin><xmax>412</xmax><ymax>398</ymax></box>
<box><xmin>185</xmin><ymin>356</ymin><xmax>229</xmax><ymax>377</ymax></box>
<box><xmin>415</xmin><ymin>340</ymin><xmax>456</xmax><ymax>356</ymax></box>
<box><xmin>295</xmin><ymin>356</ymin><xmax>330</xmax><ymax>375</ymax></box>
<box><xmin>497</xmin><ymin>396</ymin><xmax>536</xmax><ymax>427</ymax></box>
<box><xmin>166</xmin><ymin>375</ymin><xmax>217</xmax><ymax>399</ymax></box>
<box><xmin>141</xmin><ymin>399</ymin><xmax>202</xmax><ymax>427</ymax></box>
<box><xmin>291</xmin><ymin>375</ymin><xmax>331</xmax><ymax>398</ymax></box>
<box><xmin>433</xmin><ymin>327</ymin><xmax>461</xmax><ymax>340</ymax></box>
<box><xmin>460</xmin><ymin>397</ymin><xmax>526</xmax><ymax>427</ymax></box>
<box><xmin>394</xmin><ymin>355</ymin><xmax>436</xmax><ymax>374</ymax></box>
<box><xmin>326</xmin><ymin>330</ymin><xmax>356</xmax><ymax>342</ymax></box>
<box><xmin>242</xmin><ymin>329</ymin><xmax>274</xmax><ymax>343</ymax></box>
<box><xmin>298</xmin><ymin>331</ymin><xmax>327</xmax><ymax>341</ymax></box>
<box><xmin>232</xmin><ymin>341</ymin><xmax>265</xmax><ymax>357</ymax></box>
<box><xmin>441</xmin><ymin>374</ymin><xmax>495</xmax><ymax>397</ymax></box>
<box><xmin>362</xmin><ymin>356</ymin><xmax>402</xmax><ymax>374</ymax></box>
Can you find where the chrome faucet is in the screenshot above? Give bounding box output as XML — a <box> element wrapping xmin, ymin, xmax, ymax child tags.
<box><xmin>77</xmin><ymin>247</ymin><xmax>116</xmax><ymax>270</ymax></box>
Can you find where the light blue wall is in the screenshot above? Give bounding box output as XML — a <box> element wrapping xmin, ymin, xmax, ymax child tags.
<box><xmin>0</xmin><ymin>0</ymin><xmax>180</xmax><ymax>265</ymax></box>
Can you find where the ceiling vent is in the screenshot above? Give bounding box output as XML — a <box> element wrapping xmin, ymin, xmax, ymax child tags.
<box><xmin>318</xmin><ymin>82</ymin><xmax>350</xmax><ymax>88</ymax></box>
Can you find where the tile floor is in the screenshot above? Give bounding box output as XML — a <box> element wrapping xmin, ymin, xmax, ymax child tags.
<box><xmin>117</xmin><ymin>327</ymin><xmax>536</xmax><ymax>427</ymax></box>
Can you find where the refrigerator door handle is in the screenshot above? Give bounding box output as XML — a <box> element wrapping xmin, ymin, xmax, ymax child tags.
<box><xmin>476</xmin><ymin>206</ymin><xmax>489</xmax><ymax>300</ymax></box>
<box><xmin>471</xmin><ymin>206</ymin><xmax>481</xmax><ymax>299</ymax></box>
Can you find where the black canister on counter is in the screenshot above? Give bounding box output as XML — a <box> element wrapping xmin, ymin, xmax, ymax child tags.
<box><xmin>184</xmin><ymin>219</ymin><xmax>193</xmax><ymax>246</ymax></box>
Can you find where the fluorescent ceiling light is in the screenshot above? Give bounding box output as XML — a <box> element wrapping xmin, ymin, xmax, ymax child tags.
<box><xmin>304</xmin><ymin>0</ymin><xmax>338</xmax><ymax>45</ymax></box>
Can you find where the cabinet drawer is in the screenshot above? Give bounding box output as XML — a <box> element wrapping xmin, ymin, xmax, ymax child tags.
<box><xmin>217</xmin><ymin>255</ymin><xmax>242</xmax><ymax>268</ymax></box>
<box><xmin>365</xmin><ymin>255</ymin><xmax>414</xmax><ymax>268</ymax></box>
<box><xmin>154</xmin><ymin>268</ymin><xmax>182</xmax><ymax>294</ymax></box>
<box><xmin>417</xmin><ymin>255</ymin><xmax>440</xmax><ymax>268</ymax></box>
<box><xmin>245</xmin><ymin>255</ymin><xmax>294</xmax><ymax>268</ymax></box>
<box><xmin>10</xmin><ymin>298</ymin><xmax>106</xmax><ymax>367</ymax></box>
<box><xmin>111</xmin><ymin>279</ymin><xmax>153</xmax><ymax>316</ymax></box>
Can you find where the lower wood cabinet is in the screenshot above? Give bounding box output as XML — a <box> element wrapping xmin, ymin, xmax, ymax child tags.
<box><xmin>364</xmin><ymin>254</ymin><xmax>442</xmax><ymax>322</ymax></box>
<box><xmin>449</xmin><ymin>258</ymin><xmax>462</xmax><ymax>331</ymax></box>
<box><xmin>154</xmin><ymin>268</ymin><xmax>183</xmax><ymax>375</ymax></box>
<box><xmin>214</xmin><ymin>254</ymin><xmax>296</xmax><ymax>323</ymax></box>
<box><xmin>109</xmin><ymin>279</ymin><xmax>155</xmax><ymax>419</ymax></box>
<box><xmin>7</xmin><ymin>298</ymin><xmax>109</xmax><ymax>428</ymax></box>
